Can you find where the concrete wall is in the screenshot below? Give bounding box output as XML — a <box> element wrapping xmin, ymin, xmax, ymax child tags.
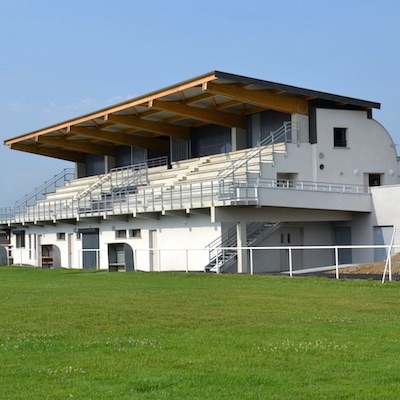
<box><xmin>10</xmin><ymin>214</ymin><xmax>221</xmax><ymax>272</ymax></box>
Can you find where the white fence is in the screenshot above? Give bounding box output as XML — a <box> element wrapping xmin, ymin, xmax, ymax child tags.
<box><xmin>5</xmin><ymin>244</ymin><xmax>400</xmax><ymax>283</ymax></box>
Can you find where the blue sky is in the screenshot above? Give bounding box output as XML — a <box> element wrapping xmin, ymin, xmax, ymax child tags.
<box><xmin>1</xmin><ymin>0</ymin><xmax>399</xmax><ymax>205</ymax></box>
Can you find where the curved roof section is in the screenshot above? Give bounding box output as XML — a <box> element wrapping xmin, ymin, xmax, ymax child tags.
<box><xmin>4</xmin><ymin>71</ymin><xmax>380</xmax><ymax>163</ymax></box>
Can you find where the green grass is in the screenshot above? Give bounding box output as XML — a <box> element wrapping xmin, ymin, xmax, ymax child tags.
<box><xmin>0</xmin><ymin>267</ymin><xmax>400</xmax><ymax>399</ymax></box>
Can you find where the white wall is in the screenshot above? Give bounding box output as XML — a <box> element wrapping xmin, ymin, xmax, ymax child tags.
<box><xmin>314</xmin><ymin>109</ymin><xmax>398</xmax><ymax>186</ymax></box>
<box><xmin>10</xmin><ymin>214</ymin><xmax>221</xmax><ymax>272</ymax></box>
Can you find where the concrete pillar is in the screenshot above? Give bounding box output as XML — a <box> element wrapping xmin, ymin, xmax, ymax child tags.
<box><xmin>231</xmin><ymin>127</ymin><xmax>247</xmax><ymax>151</ymax></box>
<box><xmin>105</xmin><ymin>156</ymin><xmax>116</xmax><ymax>173</ymax></box>
<box><xmin>236</xmin><ymin>221</ymin><xmax>248</xmax><ymax>273</ymax></box>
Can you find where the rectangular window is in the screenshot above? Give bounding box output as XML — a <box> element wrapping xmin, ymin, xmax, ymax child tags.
<box><xmin>369</xmin><ymin>174</ymin><xmax>381</xmax><ymax>187</ymax></box>
<box><xmin>334</xmin><ymin>127</ymin><xmax>347</xmax><ymax>147</ymax></box>
<box><xmin>115</xmin><ymin>230</ymin><xmax>127</xmax><ymax>239</ymax></box>
<box><xmin>129</xmin><ymin>229</ymin><xmax>141</xmax><ymax>238</ymax></box>
<box><xmin>57</xmin><ymin>232</ymin><xmax>66</xmax><ymax>241</ymax></box>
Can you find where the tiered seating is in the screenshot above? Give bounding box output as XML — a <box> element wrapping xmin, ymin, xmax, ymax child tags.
<box><xmin>40</xmin><ymin>175</ymin><xmax>101</xmax><ymax>202</ymax></box>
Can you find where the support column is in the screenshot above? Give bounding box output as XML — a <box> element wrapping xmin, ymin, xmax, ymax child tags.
<box><xmin>236</xmin><ymin>221</ymin><xmax>248</xmax><ymax>273</ymax></box>
<box><xmin>231</xmin><ymin>127</ymin><xmax>247</xmax><ymax>151</ymax></box>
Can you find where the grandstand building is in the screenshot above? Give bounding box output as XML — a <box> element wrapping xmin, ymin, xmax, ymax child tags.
<box><xmin>0</xmin><ymin>71</ymin><xmax>399</xmax><ymax>272</ymax></box>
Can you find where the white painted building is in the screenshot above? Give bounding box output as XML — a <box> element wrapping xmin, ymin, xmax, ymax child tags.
<box><xmin>1</xmin><ymin>71</ymin><xmax>399</xmax><ymax>272</ymax></box>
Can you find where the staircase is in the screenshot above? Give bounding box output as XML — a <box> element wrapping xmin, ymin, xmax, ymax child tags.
<box><xmin>205</xmin><ymin>221</ymin><xmax>284</xmax><ymax>273</ymax></box>
<box><xmin>218</xmin><ymin>122</ymin><xmax>299</xmax><ymax>200</ymax></box>
<box><xmin>74</xmin><ymin>173</ymin><xmax>112</xmax><ymax>200</ymax></box>
<box><xmin>75</xmin><ymin>162</ymin><xmax>151</xmax><ymax>211</ymax></box>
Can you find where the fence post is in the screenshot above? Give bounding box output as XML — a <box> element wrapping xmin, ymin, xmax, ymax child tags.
<box><xmin>289</xmin><ymin>247</ymin><xmax>293</xmax><ymax>277</ymax></box>
<box><xmin>335</xmin><ymin>247</ymin><xmax>339</xmax><ymax>279</ymax></box>
<box><xmin>250</xmin><ymin>248</ymin><xmax>254</xmax><ymax>275</ymax></box>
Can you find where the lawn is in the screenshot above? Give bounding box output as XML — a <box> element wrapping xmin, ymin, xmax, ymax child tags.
<box><xmin>0</xmin><ymin>267</ymin><xmax>399</xmax><ymax>399</ymax></box>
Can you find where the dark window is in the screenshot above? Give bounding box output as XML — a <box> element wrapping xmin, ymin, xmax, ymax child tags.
<box><xmin>369</xmin><ymin>174</ymin><xmax>381</xmax><ymax>187</ymax></box>
<box><xmin>129</xmin><ymin>229</ymin><xmax>141</xmax><ymax>238</ymax></box>
<box><xmin>115</xmin><ymin>230</ymin><xmax>126</xmax><ymax>239</ymax></box>
<box><xmin>334</xmin><ymin>128</ymin><xmax>347</xmax><ymax>147</ymax></box>
<box><xmin>57</xmin><ymin>232</ymin><xmax>66</xmax><ymax>241</ymax></box>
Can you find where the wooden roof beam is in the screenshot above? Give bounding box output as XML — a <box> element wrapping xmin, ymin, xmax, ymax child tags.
<box><xmin>69</xmin><ymin>126</ymin><xmax>169</xmax><ymax>151</ymax></box>
<box><xmin>36</xmin><ymin>136</ymin><xmax>116</xmax><ymax>157</ymax></box>
<box><xmin>10</xmin><ymin>143</ymin><xmax>85</xmax><ymax>163</ymax></box>
<box><xmin>150</xmin><ymin>99</ymin><xmax>246</xmax><ymax>129</ymax></box>
<box><xmin>106</xmin><ymin>114</ymin><xmax>189</xmax><ymax>139</ymax></box>
<box><xmin>203</xmin><ymin>82</ymin><xmax>309</xmax><ymax>115</ymax></box>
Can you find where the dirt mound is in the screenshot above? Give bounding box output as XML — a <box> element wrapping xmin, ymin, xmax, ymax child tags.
<box><xmin>334</xmin><ymin>253</ymin><xmax>400</xmax><ymax>275</ymax></box>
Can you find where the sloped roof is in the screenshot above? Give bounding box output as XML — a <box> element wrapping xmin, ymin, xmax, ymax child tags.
<box><xmin>4</xmin><ymin>71</ymin><xmax>380</xmax><ymax>162</ymax></box>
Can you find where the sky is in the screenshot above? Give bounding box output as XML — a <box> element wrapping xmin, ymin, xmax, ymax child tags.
<box><xmin>1</xmin><ymin>0</ymin><xmax>399</xmax><ymax>206</ymax></box>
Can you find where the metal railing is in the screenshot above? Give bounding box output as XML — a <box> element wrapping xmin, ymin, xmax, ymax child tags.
<box><xmin>0</xmin><ymin>175</ymin><xmax>370</xmax><ymax>224</ymax></box>
<box><xmin>14</xmin><ymin>168</ymin><xmax>75</xmax><ymax>208</ymax></box>
<box><xmin>205</xmin><ymin>222</ymin><xmax>283</xmax><ymax>272</ymax></box>
<box><xmin>218</xmin><ymin>122</ymin><xmax>298</xmax><ymax>183</ymax></box>
<box><xmin>7</xmin><ymin>245</ymin><xmax>399</xmax><ymax>283</ymax></box>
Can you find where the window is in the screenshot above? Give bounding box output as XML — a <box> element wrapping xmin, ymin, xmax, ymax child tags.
<box><xmin>57</xmin><ymin>232</ymin><xmax>66</xmax><ymax>241</ymax></box>
<box><xmin>334</xmin><ymin>127</ymin><xmax>347</xmax><ymax>147</ymax></box>
<box><xmin>115</xmin><ymin>229</ymin><xmax>127</xmax><ymax>239</ymax></box>
<box><xmin>369</xmin><ymin>174</ymin><xmax>381</xmax><ymax>187</ymax></box>
<box><xmin>129</xmin><ymin>229</ymin><xmax>141</xmax><ymax>238</ymax></box>
<box><xmin>15</xmin><ymin>230</ymin><xmax>25</xmax><ymax>248</ymax></box>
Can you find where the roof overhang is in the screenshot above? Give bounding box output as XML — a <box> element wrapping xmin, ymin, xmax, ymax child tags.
<box><xmin>4</xmin><ymin>71</ymin><xmax>380</xmax><ymax>162</ymax></box>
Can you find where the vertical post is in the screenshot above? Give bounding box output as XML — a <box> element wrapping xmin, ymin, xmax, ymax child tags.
<box><xmin>289</xmin><ymin>247</ymin><xmax>293</xmax><ymax>277</ymax></box>
<box><xmin>237</xmin><ymin>222</ymin><xmax>248</xmax><ymax>273</ymax></box>
<box><xmin>388</xmin><ymin>248</ymin><xmax>392</xmax><ymax>282</ymax></box>
<box><xmin>335</xmin><ymin>247</ymin><xmax>339</xmax><ymax>279</ymax></box>
<box><xmin>250</xmin><ymin>248</ymin><xmax>254</xmax><ymax>275</ymax></box>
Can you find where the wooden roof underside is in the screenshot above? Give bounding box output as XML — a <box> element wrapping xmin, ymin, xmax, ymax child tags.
<box><xmin>4</xmin><ymin>71</ymin><xmax>380</xmax><ymax>163</ymax></box>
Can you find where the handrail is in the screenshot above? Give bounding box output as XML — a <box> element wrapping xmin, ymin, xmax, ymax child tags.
<box><xmin>205</xmin><ymin>222</ymin><xmax>282</xmax><ymax>272</ymax></box>
<box><xmin>0</xmin><ymin>175</ymin><xmax>371</xmax><ymax>225</ymax></box>
<box><xmin>217</xmin><ymin>121</ymin><xmax>298</xmax><ymax>182</ymax></box>
<box><xmin>14</xmin><ymin>168</ymin><xmax>75</xmax><ymax>208</ymax></box>
<box><xmin>74</xmin><ymin>157</ymin><xmax>168</xmax><ymax>201</ymax></box>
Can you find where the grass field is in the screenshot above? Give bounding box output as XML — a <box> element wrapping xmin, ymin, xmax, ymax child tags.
<box><xmin>0</xmin><ymin>267</ymin><xmax>400</xmax><ymax>399</ymax></box>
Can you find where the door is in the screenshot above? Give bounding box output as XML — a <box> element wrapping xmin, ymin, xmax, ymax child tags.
<box><xmin>280</xmin><ymin>228</ymin><xmax>302</xmax><ymax>271</ymax></box>
<box><xmin>80</xmin><ymin>229</ymin><xmax>99</xmax><ymax>269</ymax></box>
<box><xmin>334</xmin><ymin>227</ymin><xmax>352</xmax><ymax>264</ymax></box>
<box><xmin>149</xmin><ymin>230</ymin><xmax>157</xmax><ymax>271</ymax></box>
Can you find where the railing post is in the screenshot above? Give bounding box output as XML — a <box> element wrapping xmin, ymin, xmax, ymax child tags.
<box><xmin>335</xmin><ymin>247</ymin><xmax>339</xmax><ymax>279</ymax></box>
<box><xmin>289</xmin><ymin>247</ymin><xmax>293</xmax><ymax>277</ymax></box>
<box><xmin>250</xmin><ymin>248</ymin><xmax>254</xmax><ymax>275</ymax></box>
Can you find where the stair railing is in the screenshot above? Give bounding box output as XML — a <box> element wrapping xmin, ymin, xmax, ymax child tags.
<box><xmin>217</xmin><ymin>122</ymin><xmax>299</xmax><ymax>199</ymax></box>
<box><xmin>205</xmin><ymin>221</ymin><xmax>283</xmax><ymax>272</ymax></box>
<box><xmin>14</xmin><ymin>168</ymin><xmax>75</xmax><ymax>209</ymax></box>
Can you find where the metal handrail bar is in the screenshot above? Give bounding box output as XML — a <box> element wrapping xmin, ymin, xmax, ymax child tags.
<box><xmin>218</xmin><ymin>121</ymin><xmax>298</xmax><ymax>181</ymax></box>
<box><xmin>14</xmin><ymin>168</ymin><xmax>75</xmax><ymax>208</ymax></box>
<box><xmin>0</xmin><ymin>174</ymin><xmax>371</xmax><ymax>224</ymax></box>
<box><xmin>257</xmin><ymin>178</ymin><xmax>368</xmax><ymax>194</ymax></box>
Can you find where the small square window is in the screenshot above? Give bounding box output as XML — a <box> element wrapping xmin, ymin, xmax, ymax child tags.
<box><xmin>57</xmin><ymin>232</ymin><xmax>66</xmax><ymax>241</ymax></box>
<box><xmin>115</xmin><ymin>229</ymin><xmax>127</xmax><ymax>239</ymax></box>
<box><xmin>334</xmin><ymin>128</ymin><xmax>347</xmax><ymax>147</ymax></box>
<box><xmin>129</xmin><ymin>229</ymin><xmax>141</xmax><ymax>238</ymax></box>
